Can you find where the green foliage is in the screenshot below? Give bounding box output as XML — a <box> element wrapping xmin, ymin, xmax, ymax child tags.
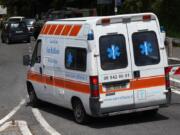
<box><xmin>1</xmin><ymin>0</ymin><xmax>180</xmax><ymax>37</ymax></box>
<box><xmin>158</xmin><ymin>0</ymin><xmax>180</xmax><ymax>36</ymax></box>
<box><xmin>119</xmin><ymin>0</ymin><xmax>160</xmax><ymax>13</ymax></box>
<box><xmin>119</xmin><ymin>0</ymin><xmax>180</xmax><ymax>37</ymax></box>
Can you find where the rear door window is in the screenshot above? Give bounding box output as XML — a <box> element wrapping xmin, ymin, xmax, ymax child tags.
<box><xmin>10</xmin><ymin>22</ymin><xmax>26</xmax><ymax>31</ymax></box>
<box><xmin>132</xmin><ymin>31</ymin><xmax>160</xmax><ymax>66</ymax></box>
<box><xmin>99</xmin><ymin>34</ymin><xmax>128</xmax><ymax>70</ymax></box>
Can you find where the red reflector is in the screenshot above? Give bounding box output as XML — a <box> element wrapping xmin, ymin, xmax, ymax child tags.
<box><xmin>101</xmin><ymin>18</ymin><xmax>110</xmax><ymax>25</ymax></box>
<box><xmin>143</xmin><ymin>15</ymin><xmax>151</xmax><ymax>21</ymax></box>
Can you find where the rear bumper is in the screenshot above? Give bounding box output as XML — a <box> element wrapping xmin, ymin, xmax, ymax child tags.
<box><xmin>89</xmin><ymin>93</ymin><xmax>170</xmax><ymax>117</ymax></box>
<box><xmin>9</xmin><ymin>34</ymin><xmax>29</xmax><ymax>42</ymax></box>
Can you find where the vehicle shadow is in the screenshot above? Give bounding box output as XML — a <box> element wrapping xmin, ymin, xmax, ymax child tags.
<box><xmin>26</xmin><ymin>101</ymin><xmax>75</xmax><ymax>121</ymax></box>
<box><xmin>27</xmin><ymin>101</ymin><xmax>169</xmax><ymax>129</ymax></box>
<box><xmin>88</xmin><ymin>112</ymin><xmax>168</xmax><ymax>129</ymax></box>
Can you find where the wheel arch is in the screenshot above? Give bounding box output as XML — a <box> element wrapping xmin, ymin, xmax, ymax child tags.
<box><xmin>71</xmin><ymin>96</ymin><xmax>86</xmax><ymax>110</ymax></box>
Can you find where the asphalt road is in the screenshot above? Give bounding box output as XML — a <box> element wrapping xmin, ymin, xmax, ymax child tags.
<box><xmin>1</xmin><ymin>38</ymin><xmax>180</xmax><ymax>135</ymax></box>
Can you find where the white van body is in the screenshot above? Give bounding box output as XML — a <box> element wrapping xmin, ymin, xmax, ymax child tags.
<box><xmin>26</xmin><ymin>13</ymin><xmax>170</xmax><ymax>121</ymax></box>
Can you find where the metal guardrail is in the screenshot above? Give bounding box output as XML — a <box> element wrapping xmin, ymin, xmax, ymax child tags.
<box><xmin>165</xmin><ymin>37</ymin><xmax>180</xmax><ymax>57</ymax></box>
<box><xmin>168</xmin><ymin>57</ymin><xmax>180</xmax><ymax>66</ymax></box>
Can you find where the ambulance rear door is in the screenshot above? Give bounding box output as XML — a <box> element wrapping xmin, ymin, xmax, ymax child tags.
<box><xmin>126</xmin><ymin>15</ymin><xmax>167</xmax><ymax>108</ymax></box>
<box><xmin>95</xmin><ymin>22</ymin><xmax>134</xmax><ymax>112</ymax></box>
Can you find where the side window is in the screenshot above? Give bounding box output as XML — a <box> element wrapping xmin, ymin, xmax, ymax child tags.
<box><xmin>31</xmin><ymin>41</ymin><xmax>42</xmax><ymax>66</ymax></box>
<box><xmin>65</xmin><ymin>47</ymin><xmax>87</xmax><ymax>72</ymax></box>
<box><xmin>132</xmin><ymin>31</ymin><xmax>160</xmax><ymax>66</ymax></box>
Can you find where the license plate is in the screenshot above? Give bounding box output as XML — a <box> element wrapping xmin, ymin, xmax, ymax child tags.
<box><xmin>16</xmin><ymin>31</ymin><xmax>23</xmax><ymax>33</ymax></box>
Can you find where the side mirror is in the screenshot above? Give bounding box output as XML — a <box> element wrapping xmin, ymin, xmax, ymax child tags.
<box><xmin>23</xmin><ymin>55</ymin><xmax>31</xmax><ymax>66</ymax></box>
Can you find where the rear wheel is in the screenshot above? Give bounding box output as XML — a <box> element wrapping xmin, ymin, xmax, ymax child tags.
<box><xmin>1</xmin><ymin>37</ymin><xmax>5</xmax><ymax>43</ymax></box>
<box><xmin>72</xmin><ymin>100</ymin><xmax>88</xmax><ymax>124</ymax></box>
<box><xmin>27</xmin><ymin>38</ymin><xmax>31</xmax><ymax>43</ymax></box>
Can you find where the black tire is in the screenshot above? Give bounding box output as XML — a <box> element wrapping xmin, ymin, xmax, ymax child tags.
<box><xmin>27</xmin><ymin>38</ymin><xmax>31</xmax><ymax>43</ymax></box>
<box><xmin>28</xmin><ymin>86</ymin><xmax>39</xmax><ymax>107</ymax></box>
<box><xmin>1</xmin><ymin>39</ymin><xmax>5</xmax><ymax>43</ymax></box>
<box><xmin>72</xmin><ymin>100</ymin><xmax>88</xmax><ymax>124</ymax></box>
<box><xmin>5</xmin><ymin>37</ymin><xmax>10</xmax><ymax>44</ymax></box>
<box><xmin>1</xmin><ymin>37</ymin><xmax>5</xmax><ymax>43</ymax></box>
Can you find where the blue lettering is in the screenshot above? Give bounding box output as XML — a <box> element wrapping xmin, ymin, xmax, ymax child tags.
<box><xmin>46</xmin><ymin>47</ymin><xmax>60</xmax><ymax>54</ymax></box>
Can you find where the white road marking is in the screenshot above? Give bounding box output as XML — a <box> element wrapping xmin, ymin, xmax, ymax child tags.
<box><xmin>18</xmin><ymin>120</ymin><xmax>33</xmax><ymax>135</ymax></box>
<box><xmin>32</xmin><ymin>108</ymin><xmax>61</xmax><ymax>135</ymax></box>
<box><xmin>0</xmin><ymin>99</ymin><xmax>26</xmax><ymax>125</ymax></box>
<box><xmin>0</xmin><ymin>121</ymin><xmax>12</xmax><ymax>132</ymax></box>
<box><xmin>0</xmin><ymin>120</ymin><xmax>32</xmax><ymax>135</ymax></box>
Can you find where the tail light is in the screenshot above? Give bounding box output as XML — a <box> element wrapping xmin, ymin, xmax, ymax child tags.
<box><xmin>165</xmin><ymin>67</ymin><xmax>171</xmax><ymax>89</ymax></box>
<box><xmin>90</xmin><ymin>76</ymin><xmax>99</xmax><ymax>97</ymax></box>
<box><xmin>143</xmin><ymin>15</ymin><xmax>151</xmax><ymax>21</ymax></box>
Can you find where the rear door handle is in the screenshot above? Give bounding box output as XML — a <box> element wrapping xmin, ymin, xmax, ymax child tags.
<box><xmin>134</xmin><ymin>70</ymin><xmax>140</xmax><ymax>78</ymax></box>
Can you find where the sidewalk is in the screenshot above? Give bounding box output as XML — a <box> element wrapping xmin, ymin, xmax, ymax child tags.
<box><xmin>0</xmin><ymin>121</ymin><xmax>32</xmax><ymax>135</ymax></box>
<box><xmin>0</xmin><ymin>126</ymin><xmax>22</xmax><ymax>135</ymax></box>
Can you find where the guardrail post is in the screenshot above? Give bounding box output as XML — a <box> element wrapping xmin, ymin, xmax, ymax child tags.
<box><xmin>166</xmin><ymin>37</ymin><xmax>173</xmax><ymax>57</ymax></box>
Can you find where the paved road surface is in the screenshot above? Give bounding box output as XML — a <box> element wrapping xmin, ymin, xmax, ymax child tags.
<box><xmin>1</xmin><ymin>39</ymin><xmax>180</xmax><ymax>135</ymax></box>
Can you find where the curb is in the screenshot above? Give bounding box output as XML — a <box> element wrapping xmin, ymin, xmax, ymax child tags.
<box><xmin>0</xmin><ymin>120</ymin><xmax>32</xmax><ymax>135</ymax></box>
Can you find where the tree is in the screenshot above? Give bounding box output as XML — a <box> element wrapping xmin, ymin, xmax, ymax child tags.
<box><xmin>119</xmin><ymin>0</ymin><xmax>160</xmax><ymax>13</ymax></box>
<box><xmin>159</xmin><ymin>0</ymin><xmax>180</xmax><ymax>33</ymax></box>
<box><xmin>119</xmin><ymin>0</ymin><xmax>180</xmax><ymax>36</ymax></box>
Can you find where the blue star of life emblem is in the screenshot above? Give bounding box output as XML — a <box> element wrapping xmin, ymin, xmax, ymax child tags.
<box><xmin>67</xmin><ymin>52</ymin><xmax>73</xmax><ymax>66</ymax></box>
<box><xmin>139</xmin><ymin>41</ymin><xmax>153</xmax><ymax>56</ymax></box>
<box><xmin>107</xmin><ymin>44</ymin><xmax>120</xmax><ymax>60</ymax></box>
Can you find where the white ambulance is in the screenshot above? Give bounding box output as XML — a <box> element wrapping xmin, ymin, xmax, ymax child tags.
<box><xmin>23</xmin><ymin>13</ymin><xmax>171</xmax><ymax>124</ymax></box>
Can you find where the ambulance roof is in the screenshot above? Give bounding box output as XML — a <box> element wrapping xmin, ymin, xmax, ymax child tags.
<box><xmin>46</xmin><ymin>12</ymin><xmax>157</xmax><ymax>25</ymax></box>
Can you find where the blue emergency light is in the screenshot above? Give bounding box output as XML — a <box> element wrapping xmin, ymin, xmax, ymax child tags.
<box><xmin>160</xmin><ymin>26</ymin><xmax>165</xmax><ymax>33</ymax></box>
<box><xmin>87</xmin><ymin>30</ymin><xmax>94</xmax><ymax>40</ymax></box>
